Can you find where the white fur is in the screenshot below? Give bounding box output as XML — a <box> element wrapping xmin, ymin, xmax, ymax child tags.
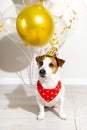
<box><xmin>36</xmin><ymin>57</ymin><xmax>67</xmax><ymax>120</ymax></box>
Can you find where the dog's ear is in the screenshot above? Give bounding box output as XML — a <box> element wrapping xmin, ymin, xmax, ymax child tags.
<box><xmin>36</xmin><ymin>55</ymin><xmax>46</xmax><ymax>63</ymax></box>
<box><xmin>36</xmin><ymin>56</ymin><xmax>40</xmax><ymax>63</ymax></box>
<box><xmin>56</xmin><ymin>58</ymin><xmax>65</xmax><ymax>67</ymax></box>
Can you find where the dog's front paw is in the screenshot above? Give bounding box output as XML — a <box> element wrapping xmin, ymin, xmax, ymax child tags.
<box><xmin>37</xmin><ymin>113</ymin><xmax>45</xmax><ymax>120</ymax></box>
<box><xmin>58</xmin><ymin>112</ymin><xmax>67</xmax><ymax>120</ymax></box>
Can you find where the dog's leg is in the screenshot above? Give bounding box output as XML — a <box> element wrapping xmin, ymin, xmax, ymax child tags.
<box><xmin>58</xmin><ymin>97</ymin><xmax>67</xmax><ymax>120</ymax></box>
<box><xmin>37</xmin><ymin>102</ymin><xmax>45</xmax><ymax>120</ymax></box>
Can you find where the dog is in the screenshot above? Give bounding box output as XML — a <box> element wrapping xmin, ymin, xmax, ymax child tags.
<box><xmin>35</xmin><ymin>47</ymin><xmax>67</xmax><ymax>120</ymax></box>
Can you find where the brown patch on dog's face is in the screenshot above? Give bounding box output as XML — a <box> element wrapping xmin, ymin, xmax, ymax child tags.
<box><xmin>36</xmin><ymin>55</ymin><xmax>46</xmax><ymax>68</ymax></box>
<box><xmin>48</xmin><ymin>57</ymin><xmax>65</xmax><ymax>73</ymax></box>
<box><xmin>48</xmin><ymin>57</ymin><xmax>58</xmax><ymax>73</ymax></box>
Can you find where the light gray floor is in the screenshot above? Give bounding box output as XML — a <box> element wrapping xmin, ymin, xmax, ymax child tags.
<box><xmin>0</xmin><ymin>84</ymin><xmax>87</xmax><ymax>130</ymax></box>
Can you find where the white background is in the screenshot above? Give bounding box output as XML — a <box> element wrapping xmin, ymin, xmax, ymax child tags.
<box><xmin>0</xmin><ymin>0</ymin><xmax>87</xmax><ymax>85</ymax></box>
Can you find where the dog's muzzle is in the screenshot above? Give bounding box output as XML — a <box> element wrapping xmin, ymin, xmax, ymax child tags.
<box><xmin>39</xmin><ymin>69</ymin><xmax>46</xmax><ymax>78</ymax></box>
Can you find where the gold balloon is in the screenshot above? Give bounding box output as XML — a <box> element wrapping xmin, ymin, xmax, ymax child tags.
<box><xmin>16</xmin><ymin>4</ymin><xmax>54</xmax><ymax>47</ymax></box>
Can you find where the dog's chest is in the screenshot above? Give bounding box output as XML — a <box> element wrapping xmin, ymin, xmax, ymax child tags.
<box><xmin>37</xmin><ymin>80</ymin><xmax>61</xmax><ymax>102</ymax></box>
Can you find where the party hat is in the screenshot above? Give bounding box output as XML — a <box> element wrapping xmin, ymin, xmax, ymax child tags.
<box><xmin>46</xmin><ymin>46</ymin><xmax>58</xmax><ymax>57</ymax></box>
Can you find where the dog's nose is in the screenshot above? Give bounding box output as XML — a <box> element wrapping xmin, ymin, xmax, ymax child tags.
<box><xmin>39</xmin><ymin>69</ymin><xmax>46</xmax><ymax>77</ymax></box>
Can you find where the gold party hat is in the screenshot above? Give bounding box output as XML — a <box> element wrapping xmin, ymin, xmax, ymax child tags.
<box><xmin>46</xmin><ymin>46</ymin><xmax>58</xmax><ymax>57</ymax></box>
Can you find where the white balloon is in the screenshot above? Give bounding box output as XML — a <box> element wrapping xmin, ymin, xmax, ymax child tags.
<box><xmin>50</xmin><ymin>16</ymin><xmax>67</xmax><ymax>48</ymax></box>
<box><xmin>1</xmin><ymin>4</ymin><xmax>24</xmax><ymax>44</ymax></box>
<box><xmin>22</xmin><ymin>0</ymin><xmax>44</xmax><ymax>6</ymax></box>
<box><xmin>45</xmin><ymin>0</ymin><xmax>78</xmax><ymax>36</ymax></box>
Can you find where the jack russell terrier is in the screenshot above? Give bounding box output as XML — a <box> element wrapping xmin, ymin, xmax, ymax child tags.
<box><xmin>35</xmin><ymin>47</ymin><xmax>67</xmax><ymax>120</ymax></box>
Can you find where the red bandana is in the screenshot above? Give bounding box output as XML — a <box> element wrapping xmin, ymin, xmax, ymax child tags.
<box><xmin>37</xmin><ymin>80</ymin><xmax>61</xmax><ymax>102</ymax></box>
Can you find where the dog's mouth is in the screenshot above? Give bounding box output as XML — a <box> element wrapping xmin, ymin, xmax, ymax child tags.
<box><xmin>40</xmin><ymin>75</ymin><xmax>45</xmax><ymax>78</ymax></box>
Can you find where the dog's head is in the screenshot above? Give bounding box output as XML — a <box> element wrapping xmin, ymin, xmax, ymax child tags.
<box><xmin>36</xmin><ymin>55</ymin><xmax>65</xmax><ymax>79</ymax></box>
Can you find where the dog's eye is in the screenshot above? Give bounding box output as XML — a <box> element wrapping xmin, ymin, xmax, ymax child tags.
<box><xmin>39</xmin><ymin>61</ymin><xmax>43</xmax><ymax>66</ymax></box>
<box><xmin>49</xmin><ymin>63</ymin><xmax>54</xmax><ymax>68</ymax></box>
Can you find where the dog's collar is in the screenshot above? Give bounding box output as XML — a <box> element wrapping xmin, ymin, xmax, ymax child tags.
<box><xmin>37</xmin><ymin>80</ymin><xmax>61</xmax><ymax>102</ymax></box>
